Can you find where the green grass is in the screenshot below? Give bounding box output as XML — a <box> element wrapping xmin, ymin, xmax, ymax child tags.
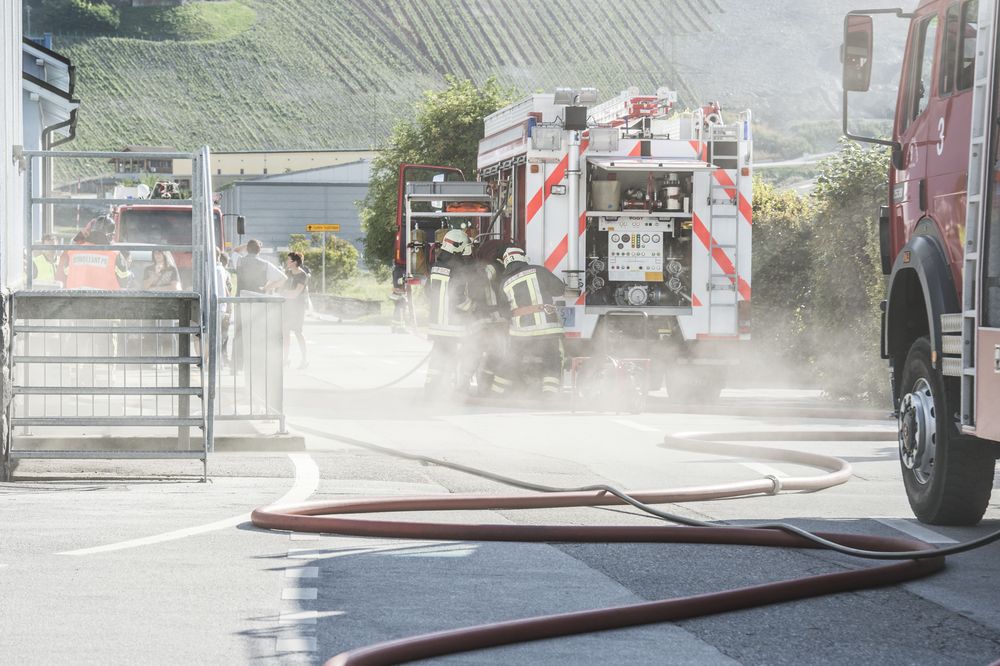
<box><xmin>117</xmin><ymin>1</ymin><xmax>256</xmax><ymax>42</ymax></box>
<box><xmin>51</xmin><ymin>0</ymin><xmax>724</xmax><ymax>181</ymax></box>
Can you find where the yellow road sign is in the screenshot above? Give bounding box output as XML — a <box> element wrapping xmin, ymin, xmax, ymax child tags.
<box><xmin>306</xmin><ymin>224</ymin><xmax>340</xmax><ymax>232</ymax></box>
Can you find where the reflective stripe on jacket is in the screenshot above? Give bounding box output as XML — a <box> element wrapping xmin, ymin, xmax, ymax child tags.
<box><xmin>427</xmin><ymin>256</ymin><xmax>473</xmax><ymax>337</ymax></box>
<box><xmin>501</xmin><ymin>264</ymin><xmax>564</xmax><ymax>337</ymax></box>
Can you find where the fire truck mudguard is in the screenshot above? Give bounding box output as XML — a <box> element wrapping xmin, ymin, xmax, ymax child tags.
<box><xmin>884</xmin><ymin>232</ymin><xmax>959</xmax><ymax>400</ymax></box>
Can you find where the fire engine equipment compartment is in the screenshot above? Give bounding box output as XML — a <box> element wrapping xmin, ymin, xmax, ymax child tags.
<box><xmin>584</xmin><ymin>158</ymin><xmax>708</xmax><ymax>312</ymax></box>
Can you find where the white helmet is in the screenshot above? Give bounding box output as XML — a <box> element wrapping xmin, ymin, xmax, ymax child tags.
<box><xmin>502</xmin><ymin>246</ymin><xmax>527</xmax><ymax>268</ymax></box>
<box><xmin>441</xmin><ymin>229</ymin><xmax>471</xmax><ymax>255</ymax></box>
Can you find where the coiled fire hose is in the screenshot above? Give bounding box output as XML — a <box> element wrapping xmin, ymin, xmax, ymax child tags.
<box><xmin>253</xmin><ymin>427</ymin><xmax>1000</xmax><ymax>665</ymax></box>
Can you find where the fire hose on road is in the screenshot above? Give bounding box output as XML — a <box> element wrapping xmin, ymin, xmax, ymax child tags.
<box><xmin>252</xmin><ymin>427</ymin><xmax>1000</xmax><ymax>665</ymax></box>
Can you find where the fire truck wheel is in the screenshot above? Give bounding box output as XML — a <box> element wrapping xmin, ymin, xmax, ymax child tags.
<box><xmin>897</xmin><ymin>336</ymin><xmax>995</xmax><ymax>526</ymax></box>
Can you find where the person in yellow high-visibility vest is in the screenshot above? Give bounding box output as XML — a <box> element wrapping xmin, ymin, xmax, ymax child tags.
<box><xmin>32</xmin><ymin>233</ymin><xmax>60</xmax><ymax>286</ymax></box>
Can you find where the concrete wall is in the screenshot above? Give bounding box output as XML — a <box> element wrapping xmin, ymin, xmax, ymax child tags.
<box><xmin>171</xmin><ymin>149</ymin><xmax>377</xmax><ymax>181</ymax></box>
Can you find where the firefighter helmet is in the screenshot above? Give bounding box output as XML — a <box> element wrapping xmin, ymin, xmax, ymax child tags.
<box><xmin>93</xmin><ymin>215</ymin><xmax>116</xmax><ymax>237</ymax></box>
<box><xmin>441</xmin><ymin>229</ymin><xmax>471</xmax><ymax>255</ymax></box>
<box><xmin>502</xmin><ymin>246</ymin><xmax>526</xmax><ymax>268</ymax></box>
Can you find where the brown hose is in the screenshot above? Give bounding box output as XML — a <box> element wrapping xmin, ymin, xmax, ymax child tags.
<box><xmin>252</xmin><ymin>430</ymin><xmax>944</xmax><ymax>665</ymax></box>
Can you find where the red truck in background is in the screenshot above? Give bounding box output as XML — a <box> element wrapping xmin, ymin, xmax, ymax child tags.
<box><xmin>114</xmin><ymin>203</ymin><xmax>225</xmax><ymax>288</ymax></box>
<box><xmin>843</xmin><ymin>0</ymin><xmax>999</xmax><ymax>525</ymax></box>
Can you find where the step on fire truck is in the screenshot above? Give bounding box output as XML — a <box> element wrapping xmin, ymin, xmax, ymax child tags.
<box><xmin>397</xmin><ymin>88</ymin><xmax>753</xmax><ymax>400</ymax></box>
<box><xmin>843</xmin><ymin>0</ymin><xmax>1000</xmax><ymax>524</ymax></box>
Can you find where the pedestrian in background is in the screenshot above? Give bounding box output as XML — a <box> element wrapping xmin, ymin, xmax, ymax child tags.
<box><xmin>281</xmin><ymin>251</ymin><xmax>309</xmax><ymax>369</ymax></box>
<box><xmin>216</xmin><ymin>250</ymin><xmax>233</xmax><ymax>366</ymax></box>
<box><xmin>143</xmin><ymin>250</ymin><xmax>181</xmax><ymax>291</ymax></box>
<box><xmin>32</xmin><ymin>233</ymin><xmax>61</xmax><ymax>286</ymax></box>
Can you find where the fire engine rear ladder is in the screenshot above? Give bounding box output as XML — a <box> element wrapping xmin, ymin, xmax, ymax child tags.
<box><xmin>955</xmin><ymin>0</ymin><xmax>998</xmax><ymax>429</ymax></box>
<box><xmin>705</xmin><ymin>121</ymin><xmax>743</xmax><ymax>336</ymax></box>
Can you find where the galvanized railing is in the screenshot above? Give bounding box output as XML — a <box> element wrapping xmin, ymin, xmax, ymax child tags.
<box><xmin>215</xmin><ymin>295</ymin><xmax>285</xmax><ymax>433</ymax></box>
<box><xmin>2</xmin><ymin>148</ymin><xmax>217</xmax><ymax>480</ymax></box>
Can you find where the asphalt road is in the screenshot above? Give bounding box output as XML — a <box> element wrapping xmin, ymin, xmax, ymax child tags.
<box><xmin>2</xmin><ymin>320</ymin><xmax>999</xmax><ymax>665</ymax></box>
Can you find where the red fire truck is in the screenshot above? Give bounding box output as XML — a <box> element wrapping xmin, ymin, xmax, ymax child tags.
<box><xmin>843</xmin><ymin>0</ymin><xmax>999</xmax><ymax>524</ymax></box>
<box><xmin>396</xmin><ymin>88</ymin><xmax>753</xmax><ymax>400</ymax></box>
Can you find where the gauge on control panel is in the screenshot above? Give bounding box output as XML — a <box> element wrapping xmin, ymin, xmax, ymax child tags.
<box><xmin>610</xmin><ymin>233</ymin><xmax>620</xmax><ymax>243</ymax></box>
<box><xmin>621</xmin><ymin>234</ymin><xmax>630</xmax><ymax>243</ymax></box>
<box><xmin>652</xmin><ymin>233</ymin><xmax>661</xmax><ymax>243</ymax></box>
<box><xmin>642</xmin><ymin>234</ymin><xmax>650</xmax><ymax>243</ymax></box>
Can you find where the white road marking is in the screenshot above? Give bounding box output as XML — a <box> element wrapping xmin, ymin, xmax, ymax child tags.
<box><xmin>874</xmin><ymin>517</ymin><xmax>959</xmax><ymax>544</ymax></box>
<box><xmin>281</xmin><ymin>588</ymin><xmax>318</xmax><ymax>600</ymax></box>
<box><xmin>289</xmin><ymin>532</ymin><xmax>320</xmax><ymax>541</ymax></box>
<box><xmin>279</xmin><ymin>610</ymin><xmax>344</xmax><ymax>625</ymax></box>
<box><xmin>275</xmin><ymin>637</ymin><xmax>317</xmax><ymax>653</ymax></box>
<box><xmin>285</xmin><ymin>567</ymin><xmax>319</xmax><ymax>578</ymax></box>
<box><xmin>741</xmin><ymin>462</ymin><xmax>790</xmax><ymax>479</ymax></box>
<box><xmin>58</xmin><ymin>454</ymin><xmax>320</xmax><ymax>556</ymax></box>
<box><xmin>613</xmin><ymin>419</ymin><xmax>661</xmax><ymax>433</ymax></box>
<box><xmin>287</xmin><ymin>539</ymin><xmax>460</xmax><ymax>560</ymax></box>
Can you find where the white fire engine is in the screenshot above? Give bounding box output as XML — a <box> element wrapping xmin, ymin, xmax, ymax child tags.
<box><xmin>476</xmin><ymin>87</ymin><xmax>753</xmax><ymax>397</ymax></box>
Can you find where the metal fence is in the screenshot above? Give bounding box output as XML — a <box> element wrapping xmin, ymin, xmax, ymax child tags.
<box><xmin>215</xmin><ymin>295</ymin><xmax>285</xmax><ymax>433</ymax></box>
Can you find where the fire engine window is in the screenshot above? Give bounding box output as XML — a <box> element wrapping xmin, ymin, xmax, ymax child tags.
<box><xmin>910</xmin><ymin>15</ymin><xmax>938</xmax><ymax>122</ymax></box>
<box><xmin>956</xmin><ymin>0</ymin><xmax>978</xmax><ymax>91</ymax></box>
<box><xmin>939</xmin><ymin>4</ymin><xmax>960</xmax><ymax>95</ymax></box>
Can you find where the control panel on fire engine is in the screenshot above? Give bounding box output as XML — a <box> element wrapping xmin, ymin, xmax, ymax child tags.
<box><xmin>602</xmin><ymin>218</ymin><xmax>675</xmax><ymax>281</ymax></box>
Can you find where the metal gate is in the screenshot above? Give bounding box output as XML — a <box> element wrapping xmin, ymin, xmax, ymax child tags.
<box><xmin>1</xmin><ymin>147</ymin><xmax>218</xmax><ymax>480</ymax></box>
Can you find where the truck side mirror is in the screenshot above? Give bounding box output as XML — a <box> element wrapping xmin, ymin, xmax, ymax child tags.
<box><xmin>843</xmin><ymin>14</ymin><xmax>874</xmax><ymax>92</ymax></box>
<box><xmin>236</xmin><ymin>215</ymin><xmax>246</xmax><ymax>236</ymax></box>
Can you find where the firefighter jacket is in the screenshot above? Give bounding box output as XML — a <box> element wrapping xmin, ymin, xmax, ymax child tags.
<box><xmin>500</xmin><ymin>261</ymin><xmax>565</xmax><ymax>337</ymax></box>
<box><xmin>64</xmin><ymin>244</ymin><xmax>129</xmax><ymax>290</ymax></box>
<box><xmin>426</xmin><ymin>252</ymin><xmax>474</xmax><ymax>338</ymax></box>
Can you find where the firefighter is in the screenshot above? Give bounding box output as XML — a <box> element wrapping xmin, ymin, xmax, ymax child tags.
<box><xmin>32</xmin><ymin>233</ymin><xmax>60</xmax><ymax>285</ymax></box>
<box><xmin>63</xmin><ymin>216</ymin><xmax>131</xmax><ymax>290</ymax></box>
<box><xmin>424</xmin><ymin>228</ymin><xmax>475</xmax><ymax>391</ymax></box>
<box><xmin>490</xmin><ymin>246</ymin><xmax>566</xmax><ymax>398</ymax></box>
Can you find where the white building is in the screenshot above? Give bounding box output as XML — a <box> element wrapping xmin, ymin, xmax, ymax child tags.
<box><xmin>2</xmin><ymin>3</ymin><xmax>24</xmax><ymax>288</ymax></box>
<box><xmin>21</xmin><ymin>36</ymin><xmax>79</xmax><ymax>237</ymax></box>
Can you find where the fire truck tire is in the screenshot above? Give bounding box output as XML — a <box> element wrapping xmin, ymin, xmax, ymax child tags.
<box><xmin>897</xmin><ymin>337</ymin><xmax>995</xmax><ymax>526</ymax></box>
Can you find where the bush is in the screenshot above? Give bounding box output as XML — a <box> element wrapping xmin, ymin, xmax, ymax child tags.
<box><xmin>808</xmin><ymin>140</ymin><xmax>890</xmax><ymax>401</ymax></box>
<box><xmin>285</xmin><ymin>234</ymin><xmax>359</xmax><ymax>293</ymax></box>
<box><xmin>750</xmin><ymin>177</ymin><xmax>815</xmax><ymax>375</ymax></box>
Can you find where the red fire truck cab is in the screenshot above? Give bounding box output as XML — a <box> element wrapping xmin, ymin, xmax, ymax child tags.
<box><xmin>844</xmin><ymin>0</ymin><xmax>999</xmax><ymax>525</ymax></box>
<box><xmin>115</xmin><ymin>203</ymin><xmax>225</xmax><ymax>289</ymax></box>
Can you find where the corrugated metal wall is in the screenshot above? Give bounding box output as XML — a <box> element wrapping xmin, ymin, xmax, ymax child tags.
<box><xmin>1</xmin><ymin>2</ymin><xmax>23</xmax><ymax>287</ymax></box>
<box><xmin>222</xmin><ymin>183</ymin><xmax>368</xmax><ymax>257</ymax></box>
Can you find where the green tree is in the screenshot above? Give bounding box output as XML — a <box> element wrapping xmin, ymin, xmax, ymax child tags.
<box><xmin>359</xmin><ymin>77</ymin><xmax>517</xmax><ymax>271</ymax></box>
<box><xmin>808</xmin><ymin>139</ymin><xmax>890</xmax><ymax>400</ymax></box>
<box><xmin>286</xmin><ymin>233</ymin><xmax>359</xmax><ymax>292</ymax></box>
<box><xmin>33</xmin><ymin>0</ymin><xmax>120</xmax><ymax>33</ymax></box>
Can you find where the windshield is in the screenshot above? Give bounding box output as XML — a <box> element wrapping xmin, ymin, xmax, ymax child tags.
<box><xmin>118</xmin><ymin>209</ymin><xmax>224</xmax><ymax>247</ymax></box>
